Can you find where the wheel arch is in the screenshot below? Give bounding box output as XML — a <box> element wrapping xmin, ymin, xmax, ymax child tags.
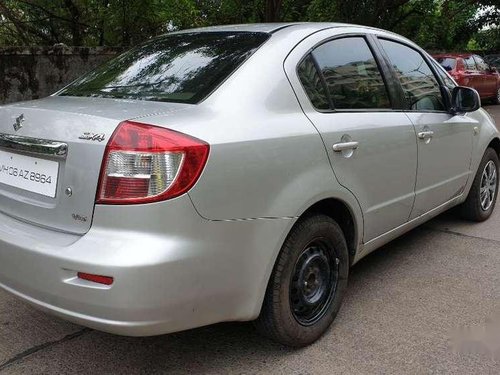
<box><xmin>298</xmin><ymin>197</ymin><xmax>360</xmax><ymax>266</ymax></box>
<box><xmin>253</xmin><ymin>195</ymin><xmax>361</xmax><ymax>320</ymax></box>
<box><xmin>488</xmin><ymin>137</ymin><xmax>500</xmax><ymax>157</ymax></box>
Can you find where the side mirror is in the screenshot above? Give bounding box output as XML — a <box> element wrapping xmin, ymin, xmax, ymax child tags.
<box><xmin>451</xmin><ymin>86</ymin><xmax>481</xmax><ymax>114</ymax></box>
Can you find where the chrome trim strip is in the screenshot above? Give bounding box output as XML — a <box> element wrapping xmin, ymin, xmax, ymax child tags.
<box><xmin>0</xmin><ymin>133</ymin><xmax>68</xmax><ymax>159</ymax></box>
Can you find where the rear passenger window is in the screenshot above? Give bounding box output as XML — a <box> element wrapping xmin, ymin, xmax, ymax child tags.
<box><xmin>464</xmin><ymin>56</ymin><xmax>477</xmax><ymax>71</ymax></box>
<box><xmin>297</xmin><ymin>55</ymin><xmax>330</xmax><ymax>110</ymax></box>
<box><xmin>379</xmin><ymin>39</ymin><xmax>445</xmax><ymax>111</ymax></box>
<box><xmin>474</xmin><ymin>55</ymin><xmax>488</xmax><ymax>71</ymax></box>
<box><xmin>306</xmin><ymin>37</ymin><xmax>391</xmax><ymax>110</ymax></box>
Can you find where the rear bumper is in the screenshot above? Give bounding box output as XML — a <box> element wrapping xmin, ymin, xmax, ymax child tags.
<box><xmin>0</xmin><ymin>196</ymin><xmax>294</xmax><ymax>336</ymax></box>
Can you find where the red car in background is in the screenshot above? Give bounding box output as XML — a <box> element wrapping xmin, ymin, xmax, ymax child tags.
<box><xmin>433</xmin><ymin>53</ymin><xmax>500</xmax><ymax>104</ymax></box>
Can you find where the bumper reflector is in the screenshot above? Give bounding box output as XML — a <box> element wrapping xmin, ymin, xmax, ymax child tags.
<box><xmin>77</xmin><ymin>272</ymin><xmax>114</xmax><ymax>286</ymax></box>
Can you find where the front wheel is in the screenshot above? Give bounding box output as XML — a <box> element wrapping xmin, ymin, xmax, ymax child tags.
<box><xmin>255</xmin><ymin>215</ymin><xmax>349</xmax><ymax>347</ymax></box>
<box><xmin>459</xmin><ymin>147</ymin><xmax>499</xmax><ymax>221</ymax></box>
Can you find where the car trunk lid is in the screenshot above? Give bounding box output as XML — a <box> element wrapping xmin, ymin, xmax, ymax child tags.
<box><xmin>0</xmin><ymin>96</ymin><xmax>189</xmax><ymax>234</ymax></box>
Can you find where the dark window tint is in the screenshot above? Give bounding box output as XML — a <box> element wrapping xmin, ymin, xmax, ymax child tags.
<box><xmin>380</xmin><ymin>39</ymin><xmax>445</xmax><ymax>111</ymax></box>
<box><xmin>436</xmin><ymin>57</ymin><xmax>456</xmax><ymax>71</ymax></box>
<box><xmin>297</xmin><ymin>55</ymin><xmax>330</xmax><ymax>110</ymax></box>
<box><xmin>464</xmin><ymin>56</ymin><xmax>477</xmax><ymax>71</ymax></box>
<box><xmin>311</xmin><ymin>37</ymin><xmax>391</xmax><ymax>110</ymax></box>
<box><xmin>485</xmin><ymin>55</ymin><xmax>500</xmax><ymax>68</ymax></box>
<box><xmin>59</xmin><ymin>32</ymin><xmax>270</xmax><ymax>104</ymax></box>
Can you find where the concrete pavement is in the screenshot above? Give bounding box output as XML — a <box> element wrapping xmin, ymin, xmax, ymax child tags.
<box><xmin>1</xmin><ymin>106</ymin><xmax>500</xmax><ymax>374</ymax></box>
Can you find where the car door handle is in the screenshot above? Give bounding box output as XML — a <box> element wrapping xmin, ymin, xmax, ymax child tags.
<box><xmin>417</xmin><ymin>131</ymin><xmax>434</xmax><ymax>140</ymax></box>
<box><xmin>332</xmin><ymin>141</ymin><xmax>359</xmax><ymax>152</ymax></box>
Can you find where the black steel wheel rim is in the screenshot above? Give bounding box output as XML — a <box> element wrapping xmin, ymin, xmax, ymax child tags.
<box><xmin>289</xmin><ymin>239</ymin><xmax>339</xmax><ymax>326</ymax></box>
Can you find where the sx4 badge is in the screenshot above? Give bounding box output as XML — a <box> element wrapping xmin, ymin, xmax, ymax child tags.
<box><xmin>78</xmin><ymin>132</ymin><xmax>106</xmax><ymax>142</ymax></box>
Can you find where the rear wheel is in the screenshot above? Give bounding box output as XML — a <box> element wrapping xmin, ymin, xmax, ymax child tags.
<box><xmin>255</xmin><ymin>215</ymin><xmax>349</xmax><ymax>347</ymax></box>
<box><xmin>459</xmin><ymin>147</ymin><xmax>499</xmax><ymax>221</ymax></box>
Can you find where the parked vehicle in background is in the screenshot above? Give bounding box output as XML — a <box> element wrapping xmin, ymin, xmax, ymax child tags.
<box><xmin>485</xmin><ymin>54</ymin><xmax>500</xmax><ymax>70</ymax></box>
<box><xmin>0</xmin><ymin>23</ymin><xmax>499</xmax><ymax>348</ymax></box>
<box><xmin>433</xmin><ymin>53</ymin><xmax>500</xmax><ymax>104</ymax></box>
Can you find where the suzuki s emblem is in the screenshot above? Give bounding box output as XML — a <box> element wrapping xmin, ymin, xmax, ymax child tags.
<box><xmin>13</xmin><ymin>114</ymin><xmax>24</xmax><ymax>132</ymax></box>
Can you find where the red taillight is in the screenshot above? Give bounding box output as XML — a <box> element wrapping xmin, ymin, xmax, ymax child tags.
<box><xmin>97</xmin><ymin>121</ymin><xmax>209</xmax><ymax>204</ymax></box>
<box><xmin>77</xmin><ymin>272</ymin><xmax>114</xmax><ymax>286</ymax></box>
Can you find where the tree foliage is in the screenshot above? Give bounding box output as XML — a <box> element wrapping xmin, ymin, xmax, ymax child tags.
<box><xmin>473</xmin><ymin>0</ymin><xmax>500</xmax><ymax>50</ymax></box>
<box><xmin>0</xmin><ymin>0</ymin><xmax>498</xmax><ymax>50</ymax></box>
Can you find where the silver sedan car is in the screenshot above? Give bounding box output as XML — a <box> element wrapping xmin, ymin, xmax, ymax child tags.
<box><xmin>0</xmin><ymin>23</ymin><xmax>498</xmax><ymax>347</ymax></box>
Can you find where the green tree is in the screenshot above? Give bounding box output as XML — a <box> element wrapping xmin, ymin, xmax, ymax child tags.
<box><xmin>0</xmin><ymin>0</ymin><xmax>198</xmax><ymax>46</ymax></box>
<box><xmin>472</xmin><ymin>0</ymin><xmax>500</xmax><ymax>51</ymax></box>
<box><xmin>0</xmin><ymin>0</ymin><xmax>498</xmax><ymax>51</ymax></box>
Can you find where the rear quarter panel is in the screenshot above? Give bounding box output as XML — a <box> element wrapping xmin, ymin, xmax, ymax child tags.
<box><xmin>137</xmin><ymin>26</ymin><xmax>364</xmax><ymax>236</ymax></box>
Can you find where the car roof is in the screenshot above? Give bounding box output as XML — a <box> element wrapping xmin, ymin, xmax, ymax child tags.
<box><xmin>432</xmin><ymin>53</ymin><xmax>475</xmax><ymax>59</ymax></box>
<box><xmin>175</xmin><ymin>23</ymin><xmax>303</xmax><ymax>33</ymax></box>
<box><xmin>172</xmin><ymin>22</ymin><xmax>401</xmax><ymax>35</ymax></box>
<box><xmin>166</xmin><ymin>23</ymin><xmax>418</xmax><ymax>53</ymax></box>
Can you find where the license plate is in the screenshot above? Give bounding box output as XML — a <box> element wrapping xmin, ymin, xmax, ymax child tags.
<box><xmin>0</xmin><ymin>150</ymin><xmax>59</xmax><ymax>198</ymax></box>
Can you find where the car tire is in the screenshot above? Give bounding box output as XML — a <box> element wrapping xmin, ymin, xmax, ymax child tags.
<box><xmin>459</xmin><ymin>147</ymin><xmax>499</xmax><ymax>222</ymax></box>
<box><xmin>255</xmin><ymin>214</ymin><xmax>349</xmax><ymax>347</ymax></box>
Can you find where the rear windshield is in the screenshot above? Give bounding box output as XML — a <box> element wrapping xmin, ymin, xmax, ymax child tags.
<box><xmin>58</xmin><ymin>32</ymin><xmax>270</xmax><ymax>104</ymax></box>
<box><xmin>435</xmin><ymin>57</ymin><xmax>457</xmax><ymax>71</ymax></box>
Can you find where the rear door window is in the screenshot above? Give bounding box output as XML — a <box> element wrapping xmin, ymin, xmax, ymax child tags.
<box><xmin>58</xmin><ymin>32</ymin><xmax>270</xmax><ymax>104</ymax></box>
<box><xmin>301</xmin><ymin>37</ymin><xmax>391</xmax><ymax>110</ymax></box>
<box><xmin>474</xmin><ymin>55</ymin><xmax>489</xmax><ymax>71</ymax></box>
<box><xmin>379</xmin><ymin>39</ymin><xmax>445</xmax><ymax>112</ymax></box>
<box><xmin>464</xmin><ymin>56</ymin><xmax>478</xmax><ymax>71</ymax></box>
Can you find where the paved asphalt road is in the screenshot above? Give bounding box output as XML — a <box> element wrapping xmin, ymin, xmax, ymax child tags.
<box><xmin>1</xmin><ymin>106</ymin><xmax>500</xmax><ymax>375</ymax></box>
